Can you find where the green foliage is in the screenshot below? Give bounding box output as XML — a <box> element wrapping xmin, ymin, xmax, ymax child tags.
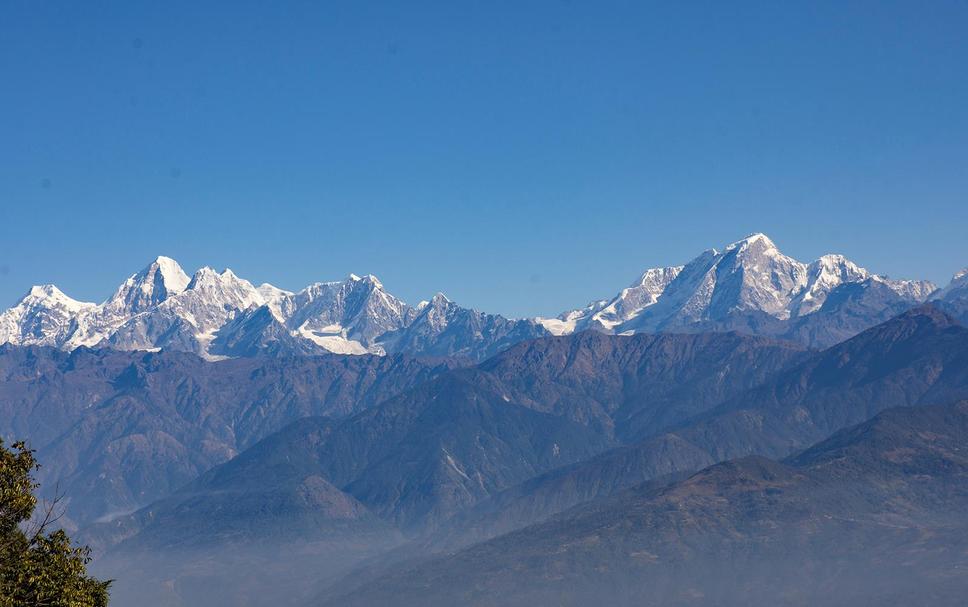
<box><xmin>0</xmin><ymin>439</ymin><xmax>110</xmax><ymax>607</ymax></box>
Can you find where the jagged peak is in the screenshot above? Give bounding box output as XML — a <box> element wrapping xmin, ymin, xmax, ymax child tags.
<box><xmin>346</xmin><ymin>273</ymin><xmax>384</xmax><ymax>289</ymax></box>
<box><xmin>936</xmin><ymin>268</ymin><xmax>968</xmax><ymax>300</ymax></box>
<box><xmin>28</xmin><ymin>284</ymin><xmax>67</xmax><ymax>299</ymax></box>
<box><xmin>134</xmin><ymin>255</ymin><xmax>190</xmax><ymax>294</ymax></box>
<box><xmin>814</xmin><ymin>253</ymin><xmax>852</xmax><ymax>266</ymax></box>
<box><xmin>185</xmin><ymin>266</ymin><xmax>256</xmax><ymax>293</ymax></box>
<box><xmin>150</xmin><ymin>255</ymin><xmax>181</xmax><ymax>269</ymax></box>
<box><xmin>257</xmin><ymin>283</ymin><xmax>293</xmax><ymax>297</ymax></box>
<box><xmin>20</xmin><ymin>284</ymin><xmax>94</xmax><ymax>310</ymax></box>
<box><xmin>429</xmin><ymin>292</ymin><xmax>451</xmax><ymax>305</ymax></box>
<box><xmin>303</xmin><ymin>280</ymin><xmax>343</xmax><ymax>291</ymax></box>
<box><xmin>632</xmin><ymin>265</ymin><xmax>683</xmax><ymax>287</ymax></box>
<box><xmin>724</xmin><ymin>232</ymin><xmax>779</xmax><ymax>253</ymax></box>
<box><xmin>808</xmin><ymin>254</ymin><xmax>869</xmax><ymax>278</ymax></box>
<box><xmin>190</xmin><ymin>266</ymin><xmax>232</xmax><ymax>281</ymax></box>
<box><xmin>186</xmin><ymin>266</ymin><xmax>219</xmax><ymax>289</ymax></box>
<box><xmin>363</xmin><ymin>274</ymin><xmax>384</xmax><ymax>289</ymax></box>
<box><xmin>192</xmin><ymin>266</ymin><xmax>219</xmax><ymax>278</ymax></box>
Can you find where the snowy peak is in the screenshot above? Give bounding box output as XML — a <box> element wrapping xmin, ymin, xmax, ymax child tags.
<box><xmin>871</xmin><ymin>275</ymin><xmax>937</xmax><ymax>302</ymax></box>
<box><xmin>106</xmin><ymin>256</ymin><xmax>190</xmax><ymax>314</ymax></box>
<box><xmin>711</xmin><ymin>233</ymin><xmax>807</xmax><ymax>319</ymax></box>
<box><xmin>546</xmin><ymin>234</ymin><xmax>938</xmax><ymax>346</ymax></box>
<box><xmin>167</xmin><ymin>267</ymin><xmax>266</xmax><ymax>333</ymax></box>
<box><xmin>938</xmin><ymin>268</ymin><xmax>968</xmax><ymax>300</ymax></box>
<box><xmin>152</xmin><ymin>256</ymin><xmax>191</xmax><ymax>294</ymax></box>
<box><xmin>429</xmin><ymin>292</ymin><xmax>451</xmax><ymax>305</ymax></box>
<box><xmin>0</xmin><ymin>285</ymin><xmax>96</xmax><ymax>347</ymax></box>
<box><xmin>184</xmin><ymin>267</ymin><xmax>262</xmax><ymax>307</ymax></box>
<box><xmin>57</xmin><ymin>257</ymin><xmax>192</xmax><ymax>350</ymax></box>
<box><xmin>347</xmin><ymin>273</ymin><xmax>384</xmax><ymax>289</ymax></box>
<box><xmin>810</xmin><ymin>254</ymin><xmax>868</xmax><ymax>280</ymax></box>
<box><xmin>285</xmin><ymin>273</ymin><xmax>410</xmax><ymax>355</ymax></box>
<box><xmin>256</xmin><ymin>283</ymin><xmax>294</xmax><ymax>321</ymax></box>
<box><xmin>588</xmin><ymin>266</ymin><xmax>682</xmax><ymax>330</ymax></box>
<box><xmin>791</xmin><ymin>254</ymin><xmax>871</xmax><ymax>316</ymax></box>
<box><xmin>723</xmin><ymin>232</ymin><xmax>779</xmax><ymax>254</ymax></box>
<box><xmin>0</xmin><ymin>258</ymin><xmax>426</xmax><ymax>357</ymax></box>
<box><xmin>21</xmin><ymin>284</ymin><xmax>95</xmax><ymax>311</ymax></box>
<box><xmin>0</xmin><ymin>240</ymin><xmax>949</xmax><ymax>357</ymax></box>
<box><xmin>422</xmin><ymin>293</ymin><xmax>456</xmax><ymax>326</ymax></box>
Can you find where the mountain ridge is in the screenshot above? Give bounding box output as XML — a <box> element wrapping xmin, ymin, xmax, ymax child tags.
<box><xmin>322</xmin><ymin>401</ymin><xmax>968</xmax><ymax>607</ymax></box>
<box><xmin>0</xmin><ymin>234</ymin><xmax>958</xmax><ymax>360</ymax></box>
<box><xmin>547</xmin><ymin>233</ymin><xmax>939</xmax><ymax>346</ymax></box>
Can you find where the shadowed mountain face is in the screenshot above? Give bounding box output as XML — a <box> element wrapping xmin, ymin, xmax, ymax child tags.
<box><xmin>0</xmin><ymin>345</ymin><xmax>459</xmax><ymax>526</ymax></box>
<box><xmin>934</xmin><ymin>268</ymin><xmax>968</xmax><ymax>325</ymax></box>
<box><xmin>79</xmin><ymin>331</ymin><xmax>807</xmax><ymax>607</ymax></box>
<box><xmin>10</xmin><ymin>304</ymin><xmax>968</xmax><ymax>607</ymax></box>
<box><xmin>429</xmin><ymin>305</ymin><xmax>968</xmax><ymax>547</ymax></box>
<box><xmin>89</xmin><ymin>331</ymin><xmax>806</xmax><ymax>546</ymax></box>
<box><xmin>86</xmin><ymin>417</ymin><xmax>408</xmax><ymax>607</ymax></box>
<box><xmin>86</xmin><ymin>382</ymin><xmax>614</xmax><ymax>607</ymax></box>
<box><xmin>88</xmin><ymin>418</ymin><xmax>381</xmax><ymax>553</ymax></box>
<box><xmin>325</xmin><ymin>402</ymin><xmax>968</xmax><ymax>607</ymax></box>
<box><xmin>476</xmin><ymin>330</ymin><xmax>808</xmax><ymax>441</ymax></box>
<box><xmin>92</xmin><ymin>384</ymin><xmax>611</xmax><ymax>550</ymax></box>
<box><xmin>0</xmin><ymin>330</ymin><xmax>805</xmax><ymax>534</ymax></box>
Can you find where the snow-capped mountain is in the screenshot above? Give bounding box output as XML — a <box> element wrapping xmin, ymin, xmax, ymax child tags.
<box><xmin>540</xmin><ymin>267</ymin><xmax>683</xmax><ymax>335</ymax></box>
<box><xmin>380</xmin><ymin>292</ymin><xmax>549</xmax><ymax>360</ymax></box>
<box><xmin>0</xmin><ymin>236</ymin><xmax>955</xmax><ymax>358</ymax></box>
<box><xmin>0</xmin><ymin>285</ymin><xmax>96</xmax><ymax>347</ymax></box>
<box><xmin>0</xmin><ymin>257</ymin><xmax>548</xmax><ymax>360</ymax></box>
<box><xmin>103</xmin><ymin>265</ymin><xmax>270</xmax><ymax>356</ymax></box>
<box><xmin>938</xmin><ymin>268</ymin><xmax>968</xmax><ymax>300</ymax></box>
<box><xmin>285</xmin><ymin>274</ymin><xmax>411</xmax><ymax>355</ymax></box>
<box><xmin>932</xmin><ymin>267</ymin><xmax>968</xmax><ymax>325</ymax></box>
<box><xmin>543</xmin><ymin>234</ymin><xmax>939</xmax><ymax>347</ymax></box>
<box><xmin>34</xmin><ymin>256</ymin><xmax>194</xmax><ymax>350</ymax></box>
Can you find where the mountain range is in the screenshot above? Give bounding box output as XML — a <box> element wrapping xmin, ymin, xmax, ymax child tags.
<box><xmin>67</xmin><ymin>304</ymin><xmax>968</xmax><ymax>607</ymax></box>
<box><xmin>541</xmin><ymin>233</ymin><xmax>943</xmax><ymax>346</ymax></box>
<box><xmin>328</xmin><ymin>401</ymin><xmax>968</xmax><ymax>606</ymax></box>
<box><xmin>0</xmin><ymin>346</ymin><xmax>459</xmax><ymax>526</ymax></box>
<box><xmin>2</xmin><ymin>234</ymin><xmax>963</xmax><ymax>360</ymax></box>
<box><xmin>2</xmin><ymin>236</ymin><xmax>968</xmax><ymax>607</ymax></box>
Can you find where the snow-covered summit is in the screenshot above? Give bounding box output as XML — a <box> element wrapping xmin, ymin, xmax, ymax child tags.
<box><xmin>543</xmin><ymin>233</ymin><xmax>938</xmax><ymax>342</ymax></box>
<box><xmin>0</xmin><ymin>285</ymin><xmax>96</xmax><ymax>347</ymax></box>
<box><xmin>0</xmin><ymin>240</ymin><xmax>949</xmax><ymax>358</ymax></box>
<box><xmin>106</xmin><ymin>256</ymin><xmax>189</xmax><ymax>313</ymax></box>
<box><xmin>24</xmin><ymin>284</ymin><xmax>95</xmax><ymax>311</ymax></box>
<box><xmin>723</xmin><ymin>232</ymin><xmax>777</xmax><ymax>253</ymax></box>
<box><xmin>937</xmin><ymin>268</ymin><xmax>968</xmax><ymax>300</ymax></box>
<box><xmin>0</xmin><ymin>258</ymin><xmax>421</xmax><ymax>358</ymax></box>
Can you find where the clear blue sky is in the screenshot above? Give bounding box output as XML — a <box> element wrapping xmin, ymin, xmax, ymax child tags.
<box><xmin>2</xmin><ymin>1</ymin><xmax>966</xmax><ymax>317</ymax></box>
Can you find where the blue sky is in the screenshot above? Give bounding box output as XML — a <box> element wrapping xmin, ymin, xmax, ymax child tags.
<box><xmin>2</xmin><ymin>1</ymin><xmax>966</xmax><ymax>317</ymax></box>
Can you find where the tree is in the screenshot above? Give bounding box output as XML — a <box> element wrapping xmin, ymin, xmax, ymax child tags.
<box><xmin>0</xmin><ymin>439</ymin><xmax>110</xmax><ymax>607</ymax></box>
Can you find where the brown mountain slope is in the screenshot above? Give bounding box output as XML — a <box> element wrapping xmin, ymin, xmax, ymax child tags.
<box><xmin>326</xmin><ymin>401</ymin><xmax>968</xmax><ymax>607</ymax></box>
